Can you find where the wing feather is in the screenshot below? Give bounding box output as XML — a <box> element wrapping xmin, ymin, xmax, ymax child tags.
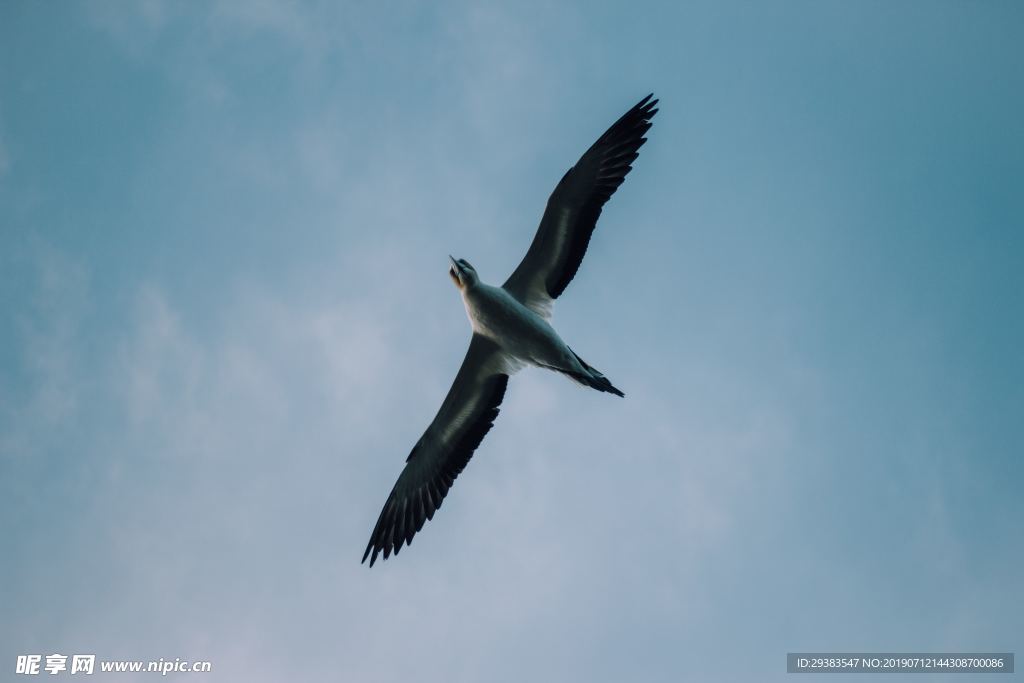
<box><xmin>503</xmin><ymin>94</ymin><xmax>659</xmax><ymax>316</ymax></box>
<box><xmin>362</xmin><ymin>334</ymin><xmax>510</xmax><ymax>566</ymax></box>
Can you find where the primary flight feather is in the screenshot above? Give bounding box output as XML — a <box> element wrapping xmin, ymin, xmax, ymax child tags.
<box><xmin>363</xmin><ymin>94</ymin><xmax>659</xmax><ymax>566</ymax></box>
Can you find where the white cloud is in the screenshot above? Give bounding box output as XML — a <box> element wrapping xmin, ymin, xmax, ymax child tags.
<box><xmin>0</xmin><ymin>246</ymin><xmax>90</xmax><ymax>461</ymax></box>
<box><xmin>7</xmin><ymin>3</ymin><xmax>1021</xmax><ymax>679</ymax></box>
<box><xmin>82</xmin><ymin>0</ymin><xmax>169</xmax><ymax>57</ymax></box>
<box><xmin>1</xmin><ymin>231</ymin><xmax>798</xmax><ymax>681</ymax></box>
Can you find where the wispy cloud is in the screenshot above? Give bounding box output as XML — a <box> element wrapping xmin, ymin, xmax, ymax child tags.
<box><xmin>3</xmin><ymin>2</ymin><xmax>1022</xmax><ymax>681</ymax></box>
<box><xmin>1</xmin><ymin>245</ymin><xmax>89</xmax><ymax>459</ymax></box>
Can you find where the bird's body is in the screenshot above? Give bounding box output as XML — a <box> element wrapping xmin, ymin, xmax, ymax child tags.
<box><xmin>461</xmin><ymin>281</ymin><xmax>575</xmax><ymax>379</ymax></box>
<box><xmin>362</xmin><ymin>94</ymin><xmax>658</xmax><ymax>566</ymax></box>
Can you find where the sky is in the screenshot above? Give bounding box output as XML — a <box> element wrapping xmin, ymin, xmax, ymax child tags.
<box><xmin>1</xmin><ymin>1</ymin><xmax>1022</xmax><ymax>681</ymax></box>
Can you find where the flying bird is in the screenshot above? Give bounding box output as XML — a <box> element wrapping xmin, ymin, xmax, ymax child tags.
<box><xmin>363</xmin><ymin>94</ymin><xmax>658</xmax><ymax>566</ymax></box>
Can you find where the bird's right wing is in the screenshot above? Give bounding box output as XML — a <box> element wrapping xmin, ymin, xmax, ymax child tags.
<box><xmin>362</xmin><ymin>334</ymin><xmax>514</xmax><ymax>567</ymax></box>
<box><xmin>503</xmin><ymin>94</ymin><xmax>658</xmax><ymax>317</ymax></box>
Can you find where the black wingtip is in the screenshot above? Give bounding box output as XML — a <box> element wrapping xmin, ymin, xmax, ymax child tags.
<box><xmin>635</xmin><ymin>93</ymin><xmax>658</xmax><ymax>111</ymax></box>
<box><xmin>361</xmin><ymin>369</ymin><xmax>510</xmax><ymax>569</ymax></box>
<box><xmin>362</xmin><ymin>543</ymin><xmax>379</xmax><ymax>567</ymax></box>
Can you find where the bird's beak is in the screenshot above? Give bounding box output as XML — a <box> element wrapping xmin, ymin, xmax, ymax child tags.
<box><xmin>448</xmin><ymin>255</ymin><xmax>463</xmax><ymax>287</ymax></box>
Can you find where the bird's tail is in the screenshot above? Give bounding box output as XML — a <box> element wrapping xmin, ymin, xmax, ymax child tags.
<box><xmin>565</xmin><ymin>348</ymin><xmax>625</xmax><ymax>397</ymax></box>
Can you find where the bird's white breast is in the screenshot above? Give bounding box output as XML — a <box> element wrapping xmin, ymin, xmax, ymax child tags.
<box><xmin>462</xmin><ymin>284</ymin><xmax>568</xmax><ymax>368</ymax></box>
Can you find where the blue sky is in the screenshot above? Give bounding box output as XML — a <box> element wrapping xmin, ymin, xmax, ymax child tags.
<box><xmin>1</xmin><ymin>1</ymin><xmax>1021</xmax><ymax>681</ymax></box>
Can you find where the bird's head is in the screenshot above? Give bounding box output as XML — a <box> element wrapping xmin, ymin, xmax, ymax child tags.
<box><xmin>448</xmin><ymin>256</ymin><xmax>479</xmax><ymax>289</ymax></box>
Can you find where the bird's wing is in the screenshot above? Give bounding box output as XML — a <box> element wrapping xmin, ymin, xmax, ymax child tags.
<box><xmin>502</xmin><ymin>94</ymin><xmax>658</xmax><ymax>317</ymax></box>
<box><xmin>362</xmin><ymin>333</ymin><xmax>515</xmax><ymax>567</ymax></box>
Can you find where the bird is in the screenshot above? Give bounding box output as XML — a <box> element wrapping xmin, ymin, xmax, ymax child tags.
<box><xmin>362</xmin><ymin>94</ymin><xmax>658</xmax><ymax>566</ymax></box>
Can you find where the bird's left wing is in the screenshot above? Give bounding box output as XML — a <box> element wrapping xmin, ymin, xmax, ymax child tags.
<box><xmin>503</xmin><ymin>94</ymin><xmax>658</xmax><ymax>317</ymax></box>
<box><xmin>362</xmin><ymin>333</ymin><xmax>514</xmax><ymax>567</ymax></box>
